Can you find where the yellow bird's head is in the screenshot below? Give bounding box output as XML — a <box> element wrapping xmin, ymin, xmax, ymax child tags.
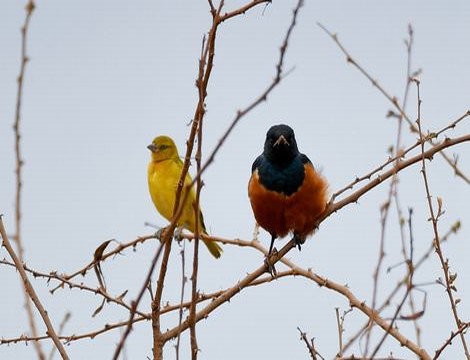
<box><xmin>147</xmin><ymin>135</ymin><xmax>179</xmax><ymax>162</ymax></box>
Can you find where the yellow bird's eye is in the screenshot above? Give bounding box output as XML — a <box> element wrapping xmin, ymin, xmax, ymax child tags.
<box><xmin>158</xmin><ymin>144</ymin><xmax>169</xmax><ymax>151</ymax></box>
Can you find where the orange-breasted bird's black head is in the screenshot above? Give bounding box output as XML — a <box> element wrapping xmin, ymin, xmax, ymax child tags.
<box><xmin>248</xmin><ymin>124</ymin><xmax>328</xmax><ymax>267</ymax></box>
<box><xmin>263</xmin><ymin>124</ymin><xmax>299</xmax><ymax>166</ymax></box>
<box><xmin>253</xmin><ymin>124</ymin><xmax>305</xmax><ymax>197</ymax></box>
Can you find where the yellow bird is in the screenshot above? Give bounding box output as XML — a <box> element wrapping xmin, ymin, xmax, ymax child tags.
<box><xmin>147</xmin><ymin>135</ymin><xmax>222</xmax><ymax>258</ymax></box>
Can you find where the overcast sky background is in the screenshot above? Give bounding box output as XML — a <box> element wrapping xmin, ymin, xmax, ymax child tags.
<box><xmin>1</xmin><ymin>1</ymin><xmax>470</xmax><ymax>359</ymax></box>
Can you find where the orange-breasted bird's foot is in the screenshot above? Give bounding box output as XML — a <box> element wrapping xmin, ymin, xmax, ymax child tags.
<box><xmin>264</xmin><ymin>248</ymin><xmax>278</xmax><ymax>278</ymax></box>
<box><xmin>267</xmin><ymin>234</ymin><xmax>277</xmax><ymax>257</ymax></box>
<box><xmin>293</xmin><ymin>233</ymin><xmax>304</xmax><ymax>251</ymax></box>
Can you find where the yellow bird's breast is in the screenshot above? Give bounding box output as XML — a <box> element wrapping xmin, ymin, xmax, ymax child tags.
<box><xmin>147</xmin><ymin>159</ymin><xmax>180</xmax><ymax>222</ymax></box>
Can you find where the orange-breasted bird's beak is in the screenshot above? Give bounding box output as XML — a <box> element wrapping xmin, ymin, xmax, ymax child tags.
<box><xmin>147</xmin><ymin>144</ymin><xmax>157</xmax><ymax>152</ymax></box>
<box><xmin>273</xmin><ymin>135</ymin><xmax>289</xmax><ymax>147</ymax></box>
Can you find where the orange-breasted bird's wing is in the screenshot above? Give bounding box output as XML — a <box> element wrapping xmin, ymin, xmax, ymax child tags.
<box><xmin>248</xmin><ymin>162</ymin><xmax>289</xmax><ymax>239</ymax></box>
<box><xmin>284</xmin><ymin>154</ymin><xmax>328</xmax><ymax>240</ymax></box>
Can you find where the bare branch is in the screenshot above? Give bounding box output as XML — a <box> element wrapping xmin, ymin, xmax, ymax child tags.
<box><xmin>12</xmin><ymin>2</ymin><xmax>46</xmax><ymax>359</ymax></box>
<box><xmin>0</xmin><ymin>217</ymin><xmax>70</xmax><ymax>360</ymax></box>
<box><xmin>413</xmin><ymin>79</ymin><xmax>470</xmax><ymax>359</ymax></box>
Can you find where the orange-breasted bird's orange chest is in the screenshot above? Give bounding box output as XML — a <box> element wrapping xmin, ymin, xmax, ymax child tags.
<box><xmin>248</xmin><ymin>163</ymin><xmax>328</xmax><ymax>240</ymax></box>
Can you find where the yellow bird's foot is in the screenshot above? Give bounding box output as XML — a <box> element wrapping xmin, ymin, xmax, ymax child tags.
<box><xmin>155</xmin><ymin>226</ymin><xmax>174</xmax><ymax>243</ymax></box>
<box><xmin>264</xmin><ymin>248</ymin><xmax>278</xmax><ymax>278</ymax></box>
<box><xmin>174</xmin><ymin>226</ymin><xmax>184</xmax><ymax>241</ymax></box>
<box><xmin>155</xmin><ymin>228</ymin><xmax>165</xmax><ymax>241</ymax></box>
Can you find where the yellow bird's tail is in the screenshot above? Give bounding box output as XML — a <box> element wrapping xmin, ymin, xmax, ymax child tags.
<box><xmin>202</xmin><ymin>237</ymin><xmax>223</xmax><ymax>259</ymax></box>
<box><xmin>198</xmin><ymin>210</ymin><xmax>222</xmax><ymax>259</ymax></box>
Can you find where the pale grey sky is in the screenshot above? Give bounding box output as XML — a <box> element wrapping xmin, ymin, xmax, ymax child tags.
<box><xmin>1</xmin><ymin>1</ymin><xmax>470</xmax><ymax>359</ymax></box>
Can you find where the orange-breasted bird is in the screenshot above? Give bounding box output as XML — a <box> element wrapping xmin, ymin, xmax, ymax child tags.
<box><xmin>248</xmin><ymin>124</ymin><xmax>328</xmax><ymax>257</ymax></box>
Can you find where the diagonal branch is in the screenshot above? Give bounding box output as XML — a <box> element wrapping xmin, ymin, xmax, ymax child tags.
<box><xmin>321</xmin><ymin>134</ymin><xmax>470</xmax><ymax>224</ymax></box>
<box><xmin>0</xmin><ymin>217</ymin><xmax>70</xmax><ymax>360</ymax></box>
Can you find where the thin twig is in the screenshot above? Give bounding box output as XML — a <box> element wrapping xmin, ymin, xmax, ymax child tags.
<box><xmin>112</xmin><ymin>240</ymin><xmax>166</xmax><ymax>360</ymax></box>
<box><xmin>434</xmin><ymin>323</ymin><xmax>470</xmax><ymax>359</ymax></box>
<box><xmin>335</xmin><ymin>308</ymin><xmax>343</xmax><ymax>357</ymax></box>
<box><xmin>335</xmin><ymin>308</ymin><xmax>352</xmax><ymax>358</ymax></box>
<box><xmin>369</xmin><ymin>208</ymin><xmax>416</xmax><ymax>358</ymax></box>
<box><xmin>189</xmin><ymin>97</ymin><xmax>205</xmax><ymax>360</ymax></box>
<box><xmin>12</xmin><ymin>2</ymin><xmax>46</xmax><ymax>359</ymax></box>
<box><xmin>297</xmin><ymin>327</ymin><xmax>323</xmax><ymax>360</ymax></box>
<box><xmin>151</xmin><ymin>232</ymin><xmax>174</xmax><ymax>360</ymax></box>
<box><xmin>219</xmin><ymin>0</ymin><xmax>271</xmax><ymax>22</ymax></box>
<box><xmin>175</xmin><ymin>242</ymin><xmax>186</xmax><ymax>360</ymax></box>
<box><xmin>47</xmin><ymin>312</ymin><xmax>71</xmax><ymax>360</ymax></box>
<box><xmin>365</xmin><ymin>195</ymin><xmax>389</xmax><ymax>354</ymax></box>
<box><xmin>413</xmin><ymin>79</ymin><xmax>470</xmax><ymax>359</ymax></box>
<box><xmin>50</xmin><ymin>234</ymin><xmax>157</xmax><ymax>294</ymax></box>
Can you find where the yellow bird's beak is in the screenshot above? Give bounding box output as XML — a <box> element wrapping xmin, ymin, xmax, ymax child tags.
<box><xmin>147</xmin><ymin>144</ymin><xmax>157</xmax><ymax>152</ymax></box>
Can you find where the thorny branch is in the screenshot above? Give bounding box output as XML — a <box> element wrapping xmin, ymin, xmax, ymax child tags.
<box><xmin>0</xmin><ymin>218</ymin><xmax>70</xmax><ymax>360</ymax></box>
<box><xmin>11</xmin><ymin>2</ymin><xmax>46</xmax><ymax>359</ymax></box>
<box><xmin>189</xmin><ymin>91</ymin><xmax>205</xmax><ymax>360</ymax></box>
